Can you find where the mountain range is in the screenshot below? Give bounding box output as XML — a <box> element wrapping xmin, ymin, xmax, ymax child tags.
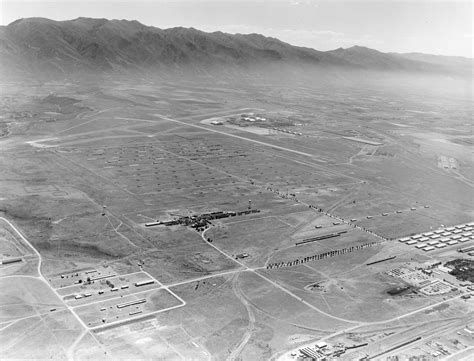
<box><xmin>0</xmin><ymin>17</ymin><xmax>472</xmax><ymax>77</ymax></box>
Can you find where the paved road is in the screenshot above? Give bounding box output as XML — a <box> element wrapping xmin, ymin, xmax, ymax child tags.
<box><xmin>155</xmin><ymin>114</ymin><xmax>315</xmax><ymax>158</ymax></box>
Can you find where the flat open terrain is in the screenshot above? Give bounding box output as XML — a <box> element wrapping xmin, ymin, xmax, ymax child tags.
<box><xmin>0</xmin><ymin>73</ymin><xmax>472</xmax><ymax>360</ymax></box>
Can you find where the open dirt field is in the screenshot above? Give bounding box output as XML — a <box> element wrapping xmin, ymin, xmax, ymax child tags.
<box><xmin>0</xmin><ymin>74</ymin><xmax>472</xmax><ymax>359</ymax></box>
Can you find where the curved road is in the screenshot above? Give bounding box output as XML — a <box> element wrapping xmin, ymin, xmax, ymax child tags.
<box><xmin>227</xmin><ymin>273</ymin><xmax>256</xmax><ymax>361</ymax></box>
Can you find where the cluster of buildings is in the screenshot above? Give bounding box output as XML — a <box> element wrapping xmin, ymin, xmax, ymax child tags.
<box><xmin>296</xmin><ymin>341</ymin><xmax>366</xmax><ymax>360</ymax></box>
<box><xmin>240</xmin><ymin>113</ymin><xmax>266</xmax><ymax>122</ymax></box>
<box><xmin>438</xmin><ymin>155</ymin><xmax>457</xmax><ymax>169</ymax></box>
<box><xmin>419</xmin><ymin>280</ymin><xmax>453</xmax><ymax>295</ymax></box>
<box><xmin>387</xmin><ymin>261</ymin><xmax>474</xmax><ymax>297</ymax></box>
<box><xmin>98</xmin><ymin>297</ymin><xmax>149</xmax><ymax>322</ymax></box>
<box><xmin>272</xmin><ymin>127</ymin><xmax>302</xmax><ymax>136</ymax></box>
<box><xmin>72</xmin><ymin>279</ymin><xmax>154</xmax><ymax>300</ymax></box>
<box><xmin>145</xmin><ymin>209</ymin><xmax>260</xmax><ymax>231</ymax></box>
<box><xmin>52</xmin><ymin>267</ymin><xmax>117</xmax><ymax>288</ymax></box>
<box><xmin>399</xmin><ymin>223</ymin><xmax>474</xmax><ymax>253</ymax></box>
<box><xmin>423</xmin><ymin>340</ymin><xmax>458</xmax><ymax>358</ymax></box>
<box><xmin>387</xmin><ymin>266</ymin><xmax>433</xmax><ymax>288</ymax></box>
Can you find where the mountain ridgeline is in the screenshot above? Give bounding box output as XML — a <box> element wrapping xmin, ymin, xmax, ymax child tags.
<box><xmin>0</xmin><ymin>17</ymin><xmax>472</xmax><ymax>78</ymax></box>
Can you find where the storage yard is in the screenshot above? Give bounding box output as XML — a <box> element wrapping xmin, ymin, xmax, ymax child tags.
<box><xmin>1</xmin><ymin>77</ymin><xmax>473</xmax><ymax>360</ymax></box>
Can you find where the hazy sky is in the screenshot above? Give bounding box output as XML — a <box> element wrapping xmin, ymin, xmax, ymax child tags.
<box><xmin>1</xmin><ymin>0</ymin><xmax>472</xmax><ymax>57</ymax></box>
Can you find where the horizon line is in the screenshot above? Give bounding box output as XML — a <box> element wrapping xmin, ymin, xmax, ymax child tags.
<box><xmin>3</xmin><ymin>16</ymin><xmax>473</xmax><ymax>60</ymax></box>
